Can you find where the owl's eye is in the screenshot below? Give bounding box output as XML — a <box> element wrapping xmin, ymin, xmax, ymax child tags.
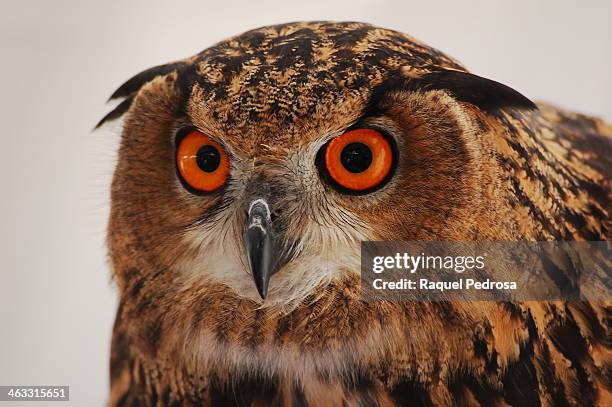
<box><xmin>322</xmin><ymin>128</ymin><xmax>395</xmax><ymax>192</ymax></box>
<box><xmin>176</xmin><ymin>130</ymin><xmax>230</xmax><ymax>192</ymax></box>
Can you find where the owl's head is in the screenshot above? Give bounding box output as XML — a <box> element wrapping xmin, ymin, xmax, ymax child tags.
<box><xmin>101</xmin><ymin>22</ymin><xmax>535</xmax><ymax>306</ymax></box>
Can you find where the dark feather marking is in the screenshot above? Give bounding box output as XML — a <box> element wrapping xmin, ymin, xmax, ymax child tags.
<box><xmin>508</xmin><ymin>176</ymin><xmax>564</xmax><ymax>239</ymax></box>
<box><xmin>95</xmin><ymin>96</ymin><xmax>135</xmax><ymax>129</ymax></box>
<box><xmin>502</xmin><ymin>342</ymin><xmax>541</xmax><ymax>406</ymax></box>
<box><xmin>501</xmin><ymin>301</ymin><xmax>523</xmax><ymax>318</ymax></box>
<box><xmin>209</xmin><ymin>374</ymin><xmax>279</xmax><ymax>407</ymax></box>
<box><xmin>460</xmin><ymin>376</ymin><xmax>504</xmax><ymax>406</ymax></box>
<box><xmin>364</xmin><ymin>69</ymin><xmax>537</xmax><ymax>118</ymax></box>
<box><xmin>415</xmin><ymin>70</ymin><xmax>537</xmax><ymax>113</ymax></box>
<box><xmin>110</xmin><ymin>304</ymin><xmax>130</xmax><ymax>382</ymax></box>
<box><xmin>549</xmin><ymin>314</ymin><xmax>597</xmax><ymax>406</ymax></box>
<box><xmin>191</xmin><ymin>292</ymin><xmax>215</xmax><ymax>333</ymax></box>
<box><xmin>130</xmin><ymin>279</ymin><xmax>144</xmax><ymax>298</ymax></box>
<box><xmin>501</xmin><ymin>311</ymin><xmax>541</xmax><ymax>406</ymax></box>
<box><xmin>342</xmin><ymin>377</ymin><xmax>380</xmax><ymax>407</ymax></box>
<box><xmin>114</xmin><ymin>392</ymin><xmax>131</xmax><ymax>407</ymax></box>
<box><xmin>389</xmin><ymin>379</ymin><xmax>431</xmax><ymax>406</ymax></box>
<box><xmin>473</xmin><ymin>321</ymin><xmax>501</xmax><ymax>375</ymax></box>
<box><xmin>144</xmin><ymin>314</ymin><xmax>164</xmax><ymax>357</ymax></box>
<box><xmin>539</xmin><ymin>339</ymin><xmax>572</xmax><ymax>407</ymax></box>
<box><xmin>540</xmin><ymin>250</ymin><xmax>580</xmax><ymax>299</ymax></box>
<box><xmin>570</xmin><ymin>303</ymin><xmax>607</xmax><ymax>347</ymax></box>
<box><xmin>247</xmin><ymin>308</ymin><xmax>266</xmax><ymax>349</ymax></box>
<box><xmin>148</xmin><ymin>373</ymin><xmax>158</xmax><ymax>407</ymax></box>
<box><xmin>109</xmin><ymin>62</ymin><xmax>186</xmax><ymax>100</ymax></box>
<box><xmin>291</xmin><ymin>384</ymin><xmax>307</xmax><ymax>407</ymax></box>
<box><xmin>274</xmin><ymin>312</ymin><xmax>294</xmax><ymax>343</ymax></box>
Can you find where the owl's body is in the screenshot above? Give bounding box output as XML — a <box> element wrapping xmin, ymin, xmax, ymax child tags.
<box><xmin>102</xmin><ymin>22</ymin><xmax>611</xmax><ymax>406</ymax></box>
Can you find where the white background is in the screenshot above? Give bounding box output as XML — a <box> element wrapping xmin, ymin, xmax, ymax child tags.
<box><xmin>1</xmin><ymin>0</ymin><xmax>610</xmax><ymax>405</ymax></box>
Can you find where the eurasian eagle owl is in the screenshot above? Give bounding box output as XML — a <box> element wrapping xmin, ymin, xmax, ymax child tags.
<box><xmin>99</xmin><ymin>22</ymin><xmax>611</xmax><ymax>406</ymax></box>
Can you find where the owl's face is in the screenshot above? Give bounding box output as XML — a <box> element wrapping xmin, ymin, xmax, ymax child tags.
<box><xmin>104</xmin><ymin>22</ymin><xmax>534</xmax><ymax>306</ymax></box>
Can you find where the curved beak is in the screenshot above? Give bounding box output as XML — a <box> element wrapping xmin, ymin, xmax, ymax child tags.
<box><xmin>244</xmin><ymin>199</ymin><xmax>275</xmax><ymax>299</ymax></box>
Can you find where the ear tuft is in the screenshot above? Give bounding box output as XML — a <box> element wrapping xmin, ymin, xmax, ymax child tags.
<box><xmin>94</xmin><ymin>96</ymin><xmax>135</xmax><ymax>129</ymax></box>
<box><xmin>108</xmin><ymin>62</ymin><xmax>185</xmax><ymax>101</ymax></box>
<box><xmin>415</xmin><ymin>70</ymin><xmax>537</xmax><ymax>113</ymax></box>
<box><xmin>96</xmin><ymin>62</ymin><xmax>186</xmax><ymax>129</ymax></box>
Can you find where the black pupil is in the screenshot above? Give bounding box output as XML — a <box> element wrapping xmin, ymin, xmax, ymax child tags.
<box><xmin>340</xmin><ymin>142</ymin><xmax>372</xmax><ymax>173</ymax></box>
<box><xmin>196</xmin><ymin>145</ymin><xmax>221</xmax><ymax>172</ymax></box>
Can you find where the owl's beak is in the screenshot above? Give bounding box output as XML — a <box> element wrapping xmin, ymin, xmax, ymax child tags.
<box><xmin>244</xmin><ymin>198</ymin><xmax>275</xmax><ymax>299</ymax></box>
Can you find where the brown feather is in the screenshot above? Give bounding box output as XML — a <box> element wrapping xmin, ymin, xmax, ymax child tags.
<box><xmin>104</xmin><ymin>22</ymin><xmax>611</xmax><ymax>406</ymax></box>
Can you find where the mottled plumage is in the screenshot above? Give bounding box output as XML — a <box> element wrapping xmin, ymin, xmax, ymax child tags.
<box><xmin>101</xmin><ymin>22</ymin><xmax>611</xmax><ymax>406</ymax></box>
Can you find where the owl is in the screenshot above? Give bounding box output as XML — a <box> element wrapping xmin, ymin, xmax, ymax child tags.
<box><xmin>99</xmin><ymin>22</ymin><xmax>611</xmax><ymax>406</ymax></box>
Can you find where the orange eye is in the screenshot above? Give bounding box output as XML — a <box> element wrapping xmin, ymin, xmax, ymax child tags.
<box><xmin>323</xmin><ymin>128</ymin><xmax>395</xmax><ymax>192</ymax></box>
<box><xmin>176</xmin><ymin>130</ymin><xmax>230</xmax><ymax>192</ymax></box>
